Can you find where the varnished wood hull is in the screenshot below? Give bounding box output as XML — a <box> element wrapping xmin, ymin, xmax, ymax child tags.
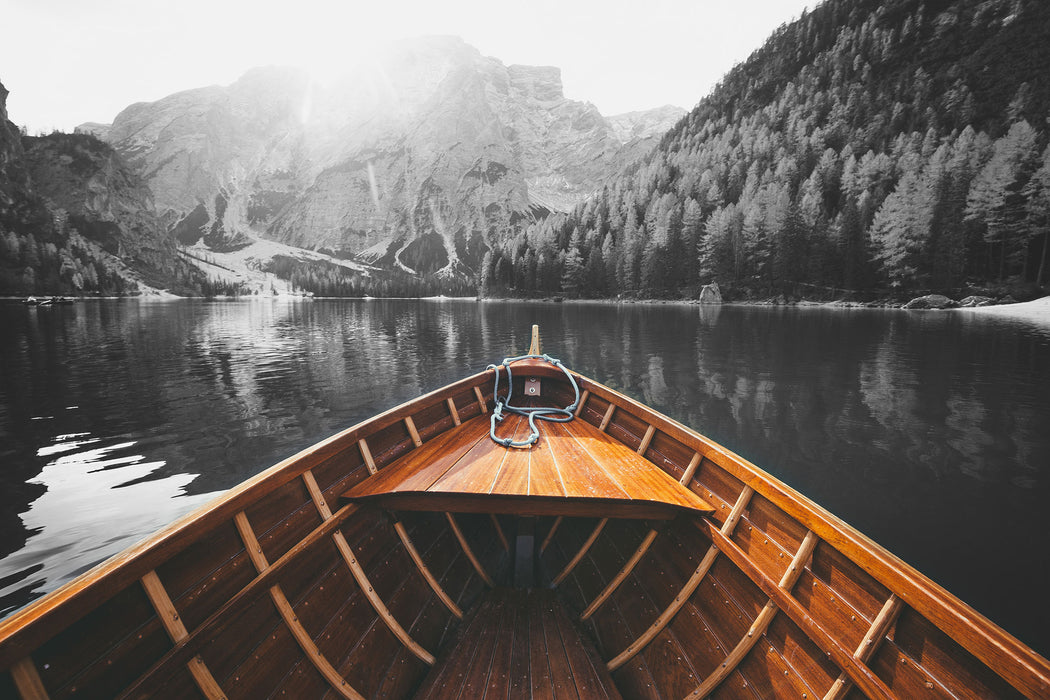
<box><xmin>2</xmin><ymin>361</ymin><xmax>1048</xmax><ymax>699</ymax></box>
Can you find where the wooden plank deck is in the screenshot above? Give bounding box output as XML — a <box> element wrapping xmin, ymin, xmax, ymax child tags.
<box><xmin>341</xmin><ymin>413</ymin><xmax>714</xmax><ymax>520</ymax></box>
<box><xmin>412</xmin><ymin>588</ymin><xmax>622</xmax><ymax>699</ymax></box>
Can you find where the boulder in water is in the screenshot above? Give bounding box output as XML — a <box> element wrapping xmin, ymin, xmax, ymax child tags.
<box><xmin>903</xmin><ymin>294</ymin><xmax>959</xmax><ymax>309</ymax></box>
<box><xmin>698</xmin><ymin>282</ymin><xmax>722</xmax><ymax>304</ymax></box>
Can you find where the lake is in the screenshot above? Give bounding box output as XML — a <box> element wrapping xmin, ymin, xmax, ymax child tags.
<box><xmin>1</xmin><ymin>298</ymin><xmax>1048</xmax><ymax>657</ymax></box>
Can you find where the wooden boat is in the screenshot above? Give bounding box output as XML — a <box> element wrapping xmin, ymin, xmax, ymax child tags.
<box><xmin>2</xmin><ymin>326</ymin><xmax>1048</xmax><ymax>699</ymax></box>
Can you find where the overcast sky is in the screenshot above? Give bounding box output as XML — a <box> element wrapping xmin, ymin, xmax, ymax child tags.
<box><xmin>2</xmin><ymin>0</ymin><xmax>812</xmax><ymax>133</ymax></box>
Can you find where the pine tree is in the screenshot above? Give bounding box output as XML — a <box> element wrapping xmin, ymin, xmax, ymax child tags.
<box><xmin>561</xmin><ymin>232</ymin><xmax>584</xmax><ymax>298</ymax></box>
<box><xmin>478</xmin><ymin>250</ymin><xmax>494</xmax><ymax>296</ymax></box>
<box><xmin>1023</xmin><ymin>144</ymin><xmax>1050</xmax><ymax>285</ymax></box>
<box><xmin>966</xmin><ymin>120</ymin><xmax>1040</xmax><ymax>279</ymax></box>
<box><xmin>774</xmin><ymin>203</ymin><xmax>809</xmax><ymax>291</ymax></box>
<box><xmin>870</xmin><ymin>165</ymin><xmax>936</xmax><ymax>288</ymax></box>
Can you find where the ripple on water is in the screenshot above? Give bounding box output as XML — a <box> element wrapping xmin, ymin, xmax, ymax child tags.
<box><xmin>0</xmin><ymin>430</ymin><xmax>221</xmax><ymax>612</ymax></box>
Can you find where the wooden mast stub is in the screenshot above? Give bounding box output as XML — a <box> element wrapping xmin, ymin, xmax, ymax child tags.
<box><xmin>528</xmin><ymin>324</ymin><xmax>541</xmax><ymax>355</ymax></box>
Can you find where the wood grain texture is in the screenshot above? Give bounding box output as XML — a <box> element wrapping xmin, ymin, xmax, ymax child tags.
<box><xmin>344</xmin><ymin>416</ymin><xmax>491</xmax><ymax>498</ymax></box>
<box><xmin>574</xmin><ymin>389</ymin><xmax>590</xmax><ymax>417</ymax></box>
<box><xmin>113</xmin><ymin>506</ymin><xmax>362</xmax><ymax>700</ymax></box>
<box><xmin>446</xmin><ymin>398</ymin><xmax>461</xmax><ymax>427</ymax></box>
<box><xmin>394</xmin><ymin>521</ymin><xmax>463</xmax><ymax>619</ymax></box>
<box><xmin>605</xmin><ymin>486</ymin><xmax>753</xmax><ymax>672</ymax></box>
<box><xmin>567</xmin><ymin>370</ymin><xmax>1050</xmax><ymax>698</ymax></box>
<box><xmin>10</xmin><ymin>658</ymin><xmax>48</xmax><ymax>700</ymax></box>
<box><xmin>552</xmin><ymin>519</ymin><xmax>608</xmax><ymax>586</ymax></box>
<box><xmin>679</xmin><ymin>452</ymin><xmax>702</xmax><ymax>485</ymax></box>
<box><xmin>823</xmin><ymin>594</ymin><xmax>905</xmax><ymax>700</ymax></box>
<box><xmin>267</xmin><ymin>584</ymin><xmax>365</xmax><ymax>700</ymax></box>
<box><xmin>233</xmin><ymin>508</ymin><xmax>366</xmax><ymax>700</ymax></box>
<box><xmin>0</xmin><ymin>371</ymin><xmax>493</xmax><ymax>675</ymax></box>
<box><xmin>301</xmin><ymin>470</ymin><xmax>333</xmax><ymax>520</ymax></box>
<box><xmin>414</xmin><ymin>589</ymin><xmax>622</xmax><ymax>700</ymax></box>
<box><xmin>697</xmin><ymin>517</ymin><xmax>896</xmax><ymax>700</ymax></box>
<box><xmin>581</xmin><ymin>529</ymin><xmax>659</xmax><ymax>621</ymax></box>
<box><xmin>404</xmin><ymin>416</ymin><xmax>423</xmax><ymax>448</ymax></box>
<box><xmin>636</xmin><ymin>425</ymin><xmax>656</xmax><ymax>455</ymax></box>
<box><xmin>684</xmin><ymin>530</ymin><xmax>818</xmax><ymax>698</ymax></box>
<box><xmin>331</xmin><ymin>530</ymin><xmax>435</xmax><ymax>665</ymax></box>
<box><xmin>5</xmin><ymin>359</ymin><xmax>1050</xmax><ymax>700</ymax></box>
<box><xmin>307</xmin><ymin>464</ymin><xmax>442</xmax><ymax>665</ymax></box>
<box><xmin>446</xmin><ymin>513</ymin><xmax>494</xmax><ymax>587</ymax></box>
<box><xmin>140</xmin><ymin>571</ymin><xmax>226</xmax><ymax>700</ymax></box>
<box><xmin>342</xmin><ymin>409</ymin><xmax>713</xmax><ymax>520</ymax></box>
<box><xmin>541</xmin><ymin>516</ymin><xmax>563</xmax><ymax>553</ymax></box>
<box><xmin>357</xmin><ymin>439</ymin><xmax>377</xmax><ymax>475</ymax></box>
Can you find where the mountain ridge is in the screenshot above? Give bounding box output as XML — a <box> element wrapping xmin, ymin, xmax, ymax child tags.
<box><xmin>88</xmin><ymin>37</ymin><xmax>684</xmax><ymax>291</ymax></box>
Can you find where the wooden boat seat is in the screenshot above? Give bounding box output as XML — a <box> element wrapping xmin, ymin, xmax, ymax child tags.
<box><xmin>412</xmin><ymin>588</ymin><xmax>622</xmax><ymax>699</ymax></box>
<box><xmin>341</xmin><ymin>412</ymin><xmax>714</xmax><ymax>519</ymax></box>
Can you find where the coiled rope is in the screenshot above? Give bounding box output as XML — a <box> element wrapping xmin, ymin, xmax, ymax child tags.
<box><xmin>486</xmin><ymin>353</ymin><xmax>581</xmax><ymax>448</ymax></box>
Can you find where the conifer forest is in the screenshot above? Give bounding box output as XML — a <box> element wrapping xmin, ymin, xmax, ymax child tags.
<box><xmin>481</xmin><ymin>0</ymin><xmax>1050</xmax><ymax>301</ymax></box>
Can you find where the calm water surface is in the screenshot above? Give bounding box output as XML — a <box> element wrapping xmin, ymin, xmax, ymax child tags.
<box><xmin>1</xmin><ymin>299</ymin><xmax>1048</xmax><ymax>656</ymax></box>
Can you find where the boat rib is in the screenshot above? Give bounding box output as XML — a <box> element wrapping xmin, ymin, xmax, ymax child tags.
<box><xmin>446</xmin><ymin>512</ymin><xmax>494</xmax><ymax>587</ymax></box>
<box><xmin>606</xmin><ymin>486</ymin><xmax>754</xmax><ymax>671</ymax></box>
<box><xmin>10</xmin><ymin>658</ymin><xmax>48</xmax><ymax>700</ymax></box>
<box><xmin>823</xmin><ymin>594</ymin><xmax>905</xmax><ymax>700</ymax></box>
<box><xmin>552</xmin><ymin>518</ymin><xmax>608</xmax><ymax>586</ymax></box>
<box><xmin>232</xmin><ymin>511</ymin><xmax>366</xmax><ymax>699</ymax></box>
<box><xmin>698</xmin><ymin>517</ymin><xmax>896</xmax><ymax>700</ymax></box>
<box><xmin>301</xmin><ymin>470</ymin><xmax>436</xmax><ymax>665</ymax></box>
<box><xmin>685</xmin><ymin>530</ymin><xmax>818</xmax><ymax>698</ymax></box>
<box><xmin>140</xmin><ymin>570</ymin><xmax>225</xmax><ymax>699</ymax></box>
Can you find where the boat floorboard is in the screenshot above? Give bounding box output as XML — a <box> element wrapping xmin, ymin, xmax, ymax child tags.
<box><xmin>341</xmin><ymin>411</ymin><xmax>714</xmax><ymax>519</ymax></box>
<box><xmin>412</xmin><ymin>587</ymin><xmax>622</xmax><ymax>699</ymax></box>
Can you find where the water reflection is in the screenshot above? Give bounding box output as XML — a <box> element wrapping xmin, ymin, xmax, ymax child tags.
<box><xmin>0</xmin><ymin>299</ymin><xmax>1047</xmax><ymax>656</ymax></box>
<box><xmin>0</xmin><ymin>431</ymin><xmax>220</xmax><ymax>614</ymax></box>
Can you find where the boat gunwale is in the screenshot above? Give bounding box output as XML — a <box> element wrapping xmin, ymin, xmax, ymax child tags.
<box><xmin>0</xmin><ymin>368</ymin><xmax>494</xmax><ymax>671</ymax></box>
<box><xmin>567</xmin><ymin>370</ymin><xmax>1050</xmax><ymax>699</ymax></box>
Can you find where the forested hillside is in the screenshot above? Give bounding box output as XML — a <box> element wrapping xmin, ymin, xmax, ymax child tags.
<box><xmin>480</xmin><ymin>0</ymin><xmax>1050</xmax><ymax>300</ymax></box>
<box><xmin>0</xmin><ymin>100</ymin><xmax>228</xmax><ymax>297</ymax></box>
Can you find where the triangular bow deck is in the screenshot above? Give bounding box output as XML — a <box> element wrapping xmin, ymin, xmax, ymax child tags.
<box><xmin>341</xmin><ymin>409</ymin><xmax>714</xmax><ymax>520</ymax></box>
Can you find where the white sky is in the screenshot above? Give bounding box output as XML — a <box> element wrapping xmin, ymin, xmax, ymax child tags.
<box><xmin>2</xmin><ymin>0</ymin><xmax>812</xmax><ymax>133</ymax></box>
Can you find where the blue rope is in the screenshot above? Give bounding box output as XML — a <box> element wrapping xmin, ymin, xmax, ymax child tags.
<box><xmin>485</xmin><ymin>353</ymin><xmax>581</xmax><ymax>448</ymax></box>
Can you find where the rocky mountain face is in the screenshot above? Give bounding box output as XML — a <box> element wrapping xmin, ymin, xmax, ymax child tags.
<box><xmin>21</xmin><ymin>133</ymin><xmax>181</xmax><ymax>283</ymax></box>
<box><xmin>95</xmin><ymin>37</ymin><xmax>684</xmax><ymax>279</ymax></box>
<box><xmin>106</xmin><ymin>66</ymin><xmax>311</xmax><ymax>252</ymax></box>
<box><xmin>0</xmin><ymin>81</ymin><xmax>30</xmax><ymax>207</ymax></box>
<box><xmin>0</xmin><ymin>78</ymin><xmax>206</xmax><ymax>295</ymax></box>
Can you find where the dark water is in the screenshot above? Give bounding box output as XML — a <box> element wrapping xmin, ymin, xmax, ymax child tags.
<box><xmin>1</xmin><ymin>299</ymin><xmax>1048</xmax><ymax>656</ymax></box>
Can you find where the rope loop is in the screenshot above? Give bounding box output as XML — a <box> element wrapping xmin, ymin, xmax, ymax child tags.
<box><xmin>485</xmin><ymin>353</ymin><xmax>580</xmax><ymax>448</ymax></box>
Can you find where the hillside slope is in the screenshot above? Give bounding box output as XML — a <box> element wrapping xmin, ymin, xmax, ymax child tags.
<box><xmin>483</xmin><ymin>0</ymin><xmax>1050</xmax><ymax>300</ymax></box>
<box><xmin>0</xmin><ymin>81</ymin><xmax>214</xmax><ymax>296</ymax></box>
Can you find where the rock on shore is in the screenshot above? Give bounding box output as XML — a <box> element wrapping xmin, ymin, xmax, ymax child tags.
<box><xmin>903</xmin><ymin>294</ymin><xmax>960</xmax><ymax>309</ymax></box>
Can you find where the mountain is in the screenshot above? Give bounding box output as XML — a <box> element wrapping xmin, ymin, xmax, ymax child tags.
<box><xmin>481</xmin><ymin>0</ymin><xmax>1050</xmax><ymax>301</ymax></box>
<box><xmin>0</xmin><ymin>80</ymin><xmax>215</xmax><ymax>296</ymax></box>
<box><xmin>92</xmin><ymin>37</ymin><xmax>683</xmax><ymax>287</ymax></box>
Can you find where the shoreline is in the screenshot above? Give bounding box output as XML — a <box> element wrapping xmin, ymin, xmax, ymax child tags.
<box><xmin>954</xmin><ymin>295</ymin><xmax>1050</xmax><ymax>325</ymax></box>
<box><xmin>479</xmin><ymin>294</ymin><xmax>1050</xmax><ymax>326</ymax></box>
<box><xmin>7</xmin><ymin>293</ymin><xmax>1050</xmax><ymax>325</ymax></box>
